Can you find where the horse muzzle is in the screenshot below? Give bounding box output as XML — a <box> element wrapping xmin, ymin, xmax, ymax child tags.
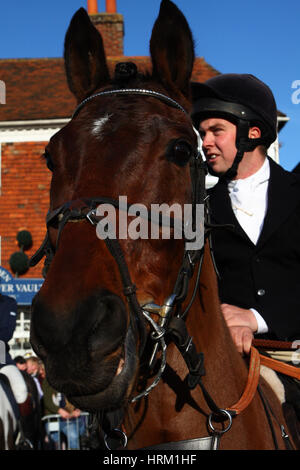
<box><xmin>30</xmin><ymin>289</ymin><xmax>140</xmax><ymax>407</ymax></box>
<box><xmin>68</xmin><ymin>325</ymin><xmax>138</xmax><ymax>411</ymax></box>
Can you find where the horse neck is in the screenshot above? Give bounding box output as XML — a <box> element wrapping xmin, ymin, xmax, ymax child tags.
<box><xmin>125</xmin><ymin>243</ymin><xmax>252</xmax><ymax>448</ymax></box>
<box><xmin>185</xmin><ymin>242</ymin><xmax>250</xmax><ymax>405</ymax></box>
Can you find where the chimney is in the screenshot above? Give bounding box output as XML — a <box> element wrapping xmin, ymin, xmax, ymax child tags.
<box><xmin>87</xmin><ymin>0</ymin><xmax>124</xmax><ymax>57</ymax></box>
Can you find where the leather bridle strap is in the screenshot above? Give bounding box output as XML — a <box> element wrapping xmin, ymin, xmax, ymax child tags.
<box><xmin>169</xmin><ymin>320</ymin><xmax>261</xmax><ymax>418</ymax></box>
<box><xmin>253</xmin><ymin>338</ymin><xmax>300</xmax><ymax>379</ymax></box>
<box><xmin>259</xmin><ymin>354</ymin><xmax>300</xmax><ymax>380</ymax></box>
<box><xmin>226</xmin><ymin>346</ymin><xmax>261</xmax><ymax>416</ymax></box>
<box><xmin>103</xmin><ymin>235</ymin><xmax>147</xmax><ymax>353</ymax></box>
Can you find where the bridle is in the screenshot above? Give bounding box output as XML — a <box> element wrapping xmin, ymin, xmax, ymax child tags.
<box><xmin>30</xmin><ymin>83</ymin><xmax>210</xmax><ymax>426</ymax></box>
<box><xmin>30</xmin><ymin>86</ymin><xmax>289</xmax><ymax>451</ymax></box>
<box><xmin>31</xmin><ymin>83</ymin><xmax>209</xmax><ymax>386</ymax></box>
<box><xmin>30</xmin><ymin>86</ymin><xmax>207</xmax><ymax>347</ymax></box>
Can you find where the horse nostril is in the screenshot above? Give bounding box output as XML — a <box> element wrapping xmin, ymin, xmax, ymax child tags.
<box><xmin>87</xmin><ymin>295</ymin><xmax>127</xmax><ymax>355</ymax></box>
<box><xmin>31</xmin><ymin>290</ymin><xmax>127</xmax><ymax>361</ymax></box>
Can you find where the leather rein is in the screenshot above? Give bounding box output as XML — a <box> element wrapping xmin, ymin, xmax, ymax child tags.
<box><xmin>30</xmin><ymin>86</ymin><xmax>294</xmax><ymax>450</ymax></box>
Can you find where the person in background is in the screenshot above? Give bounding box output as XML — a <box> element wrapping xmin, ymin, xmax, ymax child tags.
<box><xmin>26</xmin><ymin>356</ymin><xmax>41</xmax><ymax>379</ymax></box>
<box><xmin>0</xmin><ymin>293</ymin><xmax>18</xmax><ymax>365</ymax></box>
<box><xmin>38</xmin><ymin>361</ymin><xmax>46</xmax><ymax>384</ymax></box>
<box><xmin>42</xmin><ymin>376</ymin><xmax>86</xmax><ymax>450</ymax></box>
<box><xmin>26</xmin><ymin>355</ymin><xmax>43</xmax><ymax>400</ymax></box>
<box><xmin>14</xmin><ymin>355</ymin><xmax>43</xmax><ymax>448</ymax></box>
<box><xmin>0</xmin><ymin>294</ymin><xmax>27</xmax><ymax>406</ymax></box>
<box><xmin>15</xmin><ymin>355</ymin><xmax>27</xmax><ymax>371</ymax></box>
<box><xmin>0</xmin><ymin>296</ymin><xmax>38</xmax><ymax>446</ymax></box>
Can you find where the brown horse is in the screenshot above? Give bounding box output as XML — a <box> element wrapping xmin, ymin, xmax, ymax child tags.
<box><xmin>30</xmin><ymin>0</ymin><xmax>293</xmax><ymax>450</ymax></box>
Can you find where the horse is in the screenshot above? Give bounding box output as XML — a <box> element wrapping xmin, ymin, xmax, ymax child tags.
<box><xmin>29</xmin><ymin>0</ymin><xmax>294</xmax><ymax>450</ymax></box>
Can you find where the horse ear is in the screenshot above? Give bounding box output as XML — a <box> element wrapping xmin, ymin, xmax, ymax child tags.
<box><xmin>150</xmin><ymin>0</ymin><xmax>195</xmax><ymax>98</ymax></box>
<box><xmin>64</xmin><ymin>8</ymin><xmax>110</xmax><ymax>102</ymax></box>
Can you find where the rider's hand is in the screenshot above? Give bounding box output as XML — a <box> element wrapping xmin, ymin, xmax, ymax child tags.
<box><xmin>221</xmin><ymin>304</ymin><xmax>258</xmax><ymax>354</ymax></box>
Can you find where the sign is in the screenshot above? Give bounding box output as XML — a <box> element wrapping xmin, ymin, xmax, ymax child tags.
<box><xmin>0</xmin><ymin>266</ymin><xmax>43</xmax><ymax>305</ymax></box>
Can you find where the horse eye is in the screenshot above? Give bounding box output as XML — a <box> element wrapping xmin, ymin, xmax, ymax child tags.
<box><xmin>166</xmin><ymin>139</ymin><xmax>194</xmax><ymax>167</ymax></box>
<box><xmin>42</xmin><ymin>150</ymin><xmax>54</xmax><ymax>172</ymax></box>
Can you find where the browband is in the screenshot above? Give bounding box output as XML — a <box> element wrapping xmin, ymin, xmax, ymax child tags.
<box><xmin>72</xmin><ymin>88</ymin><xmax>188</xmax><ymax>118</ymax></box>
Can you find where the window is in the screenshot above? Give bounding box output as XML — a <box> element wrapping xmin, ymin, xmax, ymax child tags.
<box><xmin>9</xmin><ymin>305</ymin><xmax>33</xmax><ymax>357</ymax></box>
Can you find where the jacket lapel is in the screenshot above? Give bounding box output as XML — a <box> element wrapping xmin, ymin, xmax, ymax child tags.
<box><xmin>208</xmin><ymin>178</ymin><xmax>254</xmax><ymax>244</ymax></box>
<box><xmin>256</xmin><ymin>157</ymin><xmax>300</xmax><ymax>248</ymax></box>
<box><xmin>208</xmin><ymin>157</ymin><xmax>300</xmax><ymax>249</ymax></box>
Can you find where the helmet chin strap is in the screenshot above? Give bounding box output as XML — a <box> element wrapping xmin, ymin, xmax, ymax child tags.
<box><xmin>219</xmin><ymin>148</ymin><xmax>244</xmax><ymax>180</ymax></box>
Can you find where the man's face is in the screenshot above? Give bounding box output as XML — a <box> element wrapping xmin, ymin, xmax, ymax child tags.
<box><xmin>199</xmin><ymin>118</ymin><xmax>237</xmax><ymax>176</ymax></box>
<box><xmin>26</xmin><ymin>360</ymin><xmax>38</xmax><ymax>375</ymax></box>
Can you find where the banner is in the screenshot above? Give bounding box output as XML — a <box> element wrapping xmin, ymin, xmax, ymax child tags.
<box><xmin>0</xmin><ymin>266</ymin><xmax>43</xmax><ymax>305</ymax></box>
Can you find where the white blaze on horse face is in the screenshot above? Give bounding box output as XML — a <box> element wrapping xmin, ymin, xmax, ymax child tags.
<box><xmin>91</xmin><ymin>114</ymin><xmax>112</xmax><ymax>138</ymax></box>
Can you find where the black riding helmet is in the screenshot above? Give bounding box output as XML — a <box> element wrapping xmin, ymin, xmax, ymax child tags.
<box><xmin>191</xmin><ymin>74</ymin><xmax>278</xmax><ymax>179</ymax></box>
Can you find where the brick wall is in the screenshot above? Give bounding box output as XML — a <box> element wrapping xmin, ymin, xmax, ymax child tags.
<box><xmin>90</xmin><ymin>13</ymin><xmax>124</xmax><ymax>56</ymax></box>
<box><xmin>0</xmin><ymin>141</ymin><xmax>50</xmax><ymax>279</ymax></box>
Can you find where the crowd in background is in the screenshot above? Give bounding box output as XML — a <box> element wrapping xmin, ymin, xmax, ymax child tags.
<box><xmin>4</xmin><ymin>353</ymin><xmax>89</xmax><ymax>450</ymax></box>
<box><xmin>0</xmin><ymin>292</ymin><xmax>91</xmax><ymax>449</ymax></box>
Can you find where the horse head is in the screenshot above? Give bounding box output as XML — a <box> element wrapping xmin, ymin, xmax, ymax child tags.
<box><xmin>30</xmin><ymin>0</ymin><xmax>199</xmax><ymax>412</ymax></box>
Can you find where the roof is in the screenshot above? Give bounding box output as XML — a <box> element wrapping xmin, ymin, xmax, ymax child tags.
<box><xmin>0</xmin><ymin>56</ymin><xmax>219</xmax><ymax>121</ymax></box>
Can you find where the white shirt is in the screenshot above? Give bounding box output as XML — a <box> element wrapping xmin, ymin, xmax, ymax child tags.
<box><xmin>228</xmin><ymin>158</ymin><xmax>270</xmax><ymax>245</ymax></box>
<box><xmin>227</xmin><ymin>158</ymin><xmax>270</xmax><ymax>334</ymax></box>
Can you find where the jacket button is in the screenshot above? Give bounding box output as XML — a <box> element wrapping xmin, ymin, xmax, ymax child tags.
<box><xmin>257</xmin><ymin>289</ymin><xmax>265</xmax><ymax>296</ymax></box>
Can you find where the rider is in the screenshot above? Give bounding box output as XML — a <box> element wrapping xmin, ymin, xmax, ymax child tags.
<box><xmin>191</xmin><ymin>73</ymin><xmax>300</xmax><ymax>355</ymax></box>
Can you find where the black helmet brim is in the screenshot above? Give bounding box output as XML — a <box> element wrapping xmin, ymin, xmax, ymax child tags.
<box><xmin>191</xmin><ymin>76</ymin><xmax>277</xmax><ymax>147</ymax></box>
<box><xmin>192</xmin><ymin>97</ymin><xmax>263</xmax><ymax>129</ymax></box>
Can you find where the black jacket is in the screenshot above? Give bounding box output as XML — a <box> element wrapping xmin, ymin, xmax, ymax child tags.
<box><xmin>0</xmin><ymin>294</ymin><xmax>18</xmax><ymax>364</ymax></box>
<box><xmin>208</xmin><ymin>157</ymin><xmax>300</xmax><ymax>341</ymax></box>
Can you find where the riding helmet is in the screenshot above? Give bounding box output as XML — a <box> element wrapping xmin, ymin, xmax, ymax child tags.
<box><xmin>191</xmin><ymin>74</ymin><xmax>278</xmax><ymax>178</ymax></box>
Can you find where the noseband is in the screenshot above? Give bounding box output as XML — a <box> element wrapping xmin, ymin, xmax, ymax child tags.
<box><xmin>31</xmin><ymin>86</ymin><xmax>208</xmax><ymax>403</ymax></box>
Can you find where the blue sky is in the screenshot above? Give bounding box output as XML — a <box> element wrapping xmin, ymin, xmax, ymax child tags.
<box><xmin>0</xmin><ymin>0</ymin><xmax>299</xmax><ymax>171</ymax></box>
